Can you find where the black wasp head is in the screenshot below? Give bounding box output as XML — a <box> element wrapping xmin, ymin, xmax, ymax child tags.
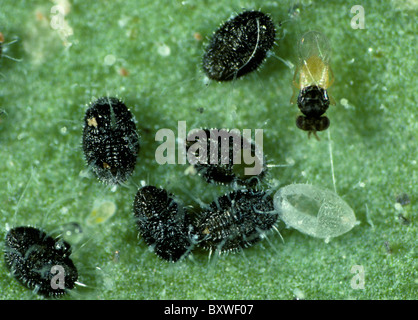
<box><xmin>296</xmin><ymin>115</ymin><xmax>330</xmax><ymax>137</ymax></box>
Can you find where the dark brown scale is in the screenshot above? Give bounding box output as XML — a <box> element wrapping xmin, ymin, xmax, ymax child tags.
<box><xmin>194</xmin><ymin>189</ymin><xmax>278</xmax><ymax>253</ymax></box>
<box><xmin>4</xmin><ymin>226</ymin><xmax>78</xmax><ymax>297</ymax></box>
<box><xmin>202</xmin><ymin>10</ymin><xmax>276</xmax><ymax>81</ymax></box>
<box><xmin>133</xmin><ymin>186</ymin><xmax>193</xmax><ymax>262</ymax></box>
<box><xmin>82</xmin><ymin>97</ymin><xmax>140</xmax><ymax>185</ymax></box>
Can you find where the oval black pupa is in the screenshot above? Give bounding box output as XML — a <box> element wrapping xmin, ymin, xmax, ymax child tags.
<box><xmin>82</xmin><ymin>97</ymin><xmax>140</xmax><ymax>185</ymax></box>
<box><xmin>4</xmin><ymin>226</ymin><xmax>78</xmax><ymax>298</ymax></box>
<box><xmin>202</xmin><ymin>10</ymin><xmax>276</xmax><ymax>81</ymax></box>
<box><xmin>193</xmin><ymin>189</ymin><xmax>278</xmax><ymax>253</ymax></box>
<box><xmin>186</xmin><ymin>128</ymin><xmax>267</xmax><ymax>186</ymax></box>
<box><xmin>133</xmin><ymin>186</ymin><xmax>193</xmax><ymax>262</ymax></box>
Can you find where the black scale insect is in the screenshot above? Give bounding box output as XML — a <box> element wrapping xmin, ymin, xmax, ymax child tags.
<box><xmin>133</xmin><ymin>186</ymin><xmax>194</xmax><ymax>262</ymax></box>
<box><xmin>193</xmin><ymin>189</ymin><xmax>278</xmax><ymax>253</ymax></box>
<box><xmin>82</xmin><ymin>97</ymin><xmax>140</xmax><ymax>185</ymax></box>
<box><xmin>203</xmin><ymin>10</ymin><xmax>276</xmax><ymax>81</ymax></box>
<box><xmin>4</xmin><ymin>226</ymin><xmax>78</xmax><ymax>297</ymax></box>
<box><xmin>186</xmin><ymin>128</ymin><xmax>267</xmax><ymax>186</ymax></box>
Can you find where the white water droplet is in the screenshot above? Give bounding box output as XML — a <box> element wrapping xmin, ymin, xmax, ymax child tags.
<box><xmin>157</xmin><ymin>43</ymin><xmax>171</xmax><ymax>57</ymax></box>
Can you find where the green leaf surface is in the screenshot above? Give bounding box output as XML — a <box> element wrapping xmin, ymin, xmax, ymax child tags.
<box><xmin>0</xmin><ymin>0</ymin><xmax>416</xmax><ymax>300</ymax></box>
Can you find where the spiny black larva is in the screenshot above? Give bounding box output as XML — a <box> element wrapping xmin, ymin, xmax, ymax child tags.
<box><xmin>4</xmin><ymin>226</ymin><xmax>78</xmax><ymax>298</ymax></box>
<box><xmin>133</xmin><ymin>185</ymin><xmax>194</xmax><ymax>262</ymax></box>
<box><xmin>82</xmin><ymin>97</ymin><xmax>140</xmax><ymax>185</ymax></box>
<box><xmin>186</xmin><ymin>128</ymin><xmax>267</xmax><ymax>186</ymax></box>
<box><xmin>202</xmin><ymin>10</ymin><xmax>276</xmax><ymax>81</ymax></box>
<box><xmin>193</xmin><ymin>189</ymin><xmax>278</xmax><ymax>253</ymax></box>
